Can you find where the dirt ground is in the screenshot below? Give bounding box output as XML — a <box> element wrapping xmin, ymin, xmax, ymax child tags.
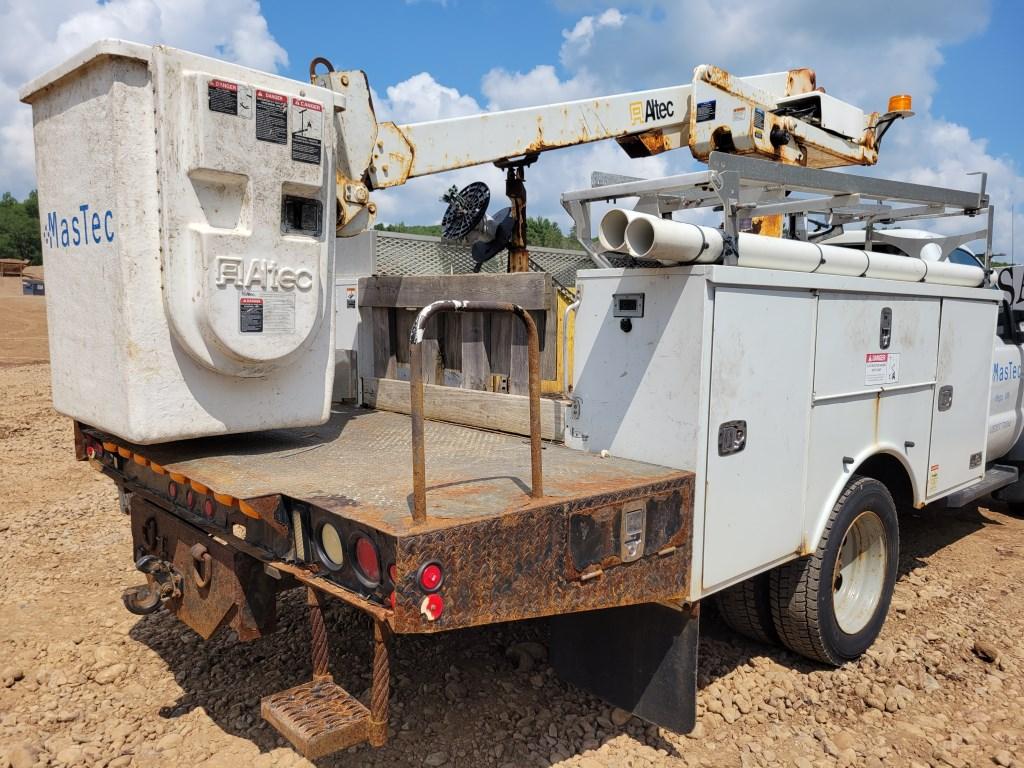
<box><xmin>0</xmin><ymin>295</ymin><xmax>48</xmax><ymax>365</ymax></box>
<box><xmin>1</xmin><ymin>344</ymin><xmax>1023</xmax><ymax>766</ymax></box>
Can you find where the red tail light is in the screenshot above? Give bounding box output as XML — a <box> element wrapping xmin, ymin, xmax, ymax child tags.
<box><xmin>418</xmin><ymin>562</ymin><xmax>443</xmax><ymax>592</ymax></box>
<box><xmin>203</xmin><ymin>498</ymin><xmax>215</xmax><ymax>519</ymax></box>
<box><xmin>186</xmin><ymin>489</ymin><xmax>196</xmax><ymax>510</ymax></box>
<box><xmin>354</xmin><ymin>535</ymin><xmax>381</xmax><ymax>585</ymax></box>
<box><xmin>420</xmin><ymin>593</ymin><xmax>444</xmax><ymax>621</ymax></box>
<box><xmin>167</xmin><ymin>481</ymin><xmax>178</xmax><ymax>500</ymax></box>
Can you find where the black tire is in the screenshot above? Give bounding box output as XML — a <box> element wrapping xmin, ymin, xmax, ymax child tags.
<box><xmin>716</xmin><ymin>573</ymin><xmax>778</xmax><ymax>646</ymax></box>
<box><xmin>769</xmin><ymin>475</ymin><xmax>898</xmax><ymax>665</ymax></box>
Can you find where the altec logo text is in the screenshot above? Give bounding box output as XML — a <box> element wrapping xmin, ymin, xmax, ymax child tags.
<box><xmin>215</xmin><ymin>256</ymin><xmax>314</xmax><ymax>291</ymax></box>
<box><xmin>629</xmin><ymin>98</ymin><xmax>675</xmax><ymax>125</ymax></box>
<box><xmin>44</xmin><ymin>204</ymin><xmax>114</xmax><ymax>249</ymax></box>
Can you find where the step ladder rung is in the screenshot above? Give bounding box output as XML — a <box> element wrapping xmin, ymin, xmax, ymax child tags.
<box><xmin>261</xmin><ymin>679</ymin><xmax>370</xmax><ymax>758</ymax></box>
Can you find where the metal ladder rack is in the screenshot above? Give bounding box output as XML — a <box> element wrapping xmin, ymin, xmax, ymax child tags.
<box><xmin>562</xmin><ymin>151</ymin><xmax>994</xmax><ymax>276</ymax></box>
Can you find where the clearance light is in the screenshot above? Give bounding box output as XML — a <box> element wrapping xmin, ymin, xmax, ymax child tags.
<box><xmin>420</xmin><ymin>593</ymin><xmax>444</xmax><ymax>621</ymax></box>
<box><xmin>353</xmin><ymin>535</ymin><xmax>381</xmax><ymax>585</ymax></box>
<box><xmin>85</xmin><ymin>441</ymin><xmax>103</xmax><ymax>460</ymax></box>
<box><xmin>317</xmin><ymin>523</ymin><xmax>345</xmax><ymax>570</ymax></box>
<box><xmin>887</xmin><ymin>93</ymin><xmax>912</xmax><ymax>113</ymax></box>
<box><xmin>417</xmin><ymin>562</ymin><xmax>444</xmax><ymax>593</ymax></box>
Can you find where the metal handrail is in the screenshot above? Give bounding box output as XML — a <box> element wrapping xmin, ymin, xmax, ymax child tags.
<box><xmin>409</xmin><ymin>300</ymin><xmax>544</xmax><ymax>522</ymax></box>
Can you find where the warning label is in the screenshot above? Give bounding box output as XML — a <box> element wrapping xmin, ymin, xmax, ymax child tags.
<box><xmin>696</xmin><ymin>100</ymin><xmax>716</xmax><ymax>123</ymax></box>
<box><xmin>239</xmin><ymin>296</ymin><xmax>263</xmax><ymax>333</ymax></box>
<box><xmin>240</xmin><ymin>293</ymin><xmax>296</xmax><ymax>334</ymax></box>
<box><xmin>208</xmin><ymin>79</ymin><xmax>252</xmax><ymax>117</ymax></box>
<box><xmin>208</xmin><ymin>79</ymin><xmax>238</xmax><ymax>114</ymax></box>
<box><xmin>290</xmin><ymin>97</ymin><xmax>323</xmax><ymax>164</ymax></box>
<box><xmin>256</xmin><ymin>90</ymin><xmax>288</xmax><ymax>144</ymax></box>
<box><xmin>864</xmin><ymin>352</ymin><xmax>900</xmax><ymax>385</ymax></box>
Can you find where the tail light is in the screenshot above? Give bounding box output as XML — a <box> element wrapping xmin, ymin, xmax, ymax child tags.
<box><xmin>85</xmin><ymin>441</ymin><xmax>103</xmax><ymax>460</ymax></box>
<box><xmin>186</xmin><ymin>489</ymin><xmax>196</xmax><ymax>510</ymax></box>
<box><xmin>316</xmin><ymin>523</ymin><xmax>345</xmax><ymax>571</ymax></box>
<box><xmin>420</xmin><ymin>593</ymin><xmax>444</xmax><ymax>621</ymax></box>
<box><xmin>203</xmin><ymin>498</ymin><xmax>215</xmax><ymax>519</ymax></box>
<box><xmin>167</xmin><ymin>481</ymin><xmax>179</xmax><ymax>500</ymax></box>
<box><xmin>417</xmin><ymin>562</ymin><xmax>444</xmax><ymax>592</ymax></box>
<box><xmin>353</xmin><ymin>535</ymin><xmax>381</xmax><ymax>585</ymax></box>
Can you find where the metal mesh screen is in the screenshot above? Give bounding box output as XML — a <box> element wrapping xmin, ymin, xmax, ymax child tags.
<box><xmin>372</xmin><ymin>232</ymin><xmax>594</xmax><ymax>291</ymax></box>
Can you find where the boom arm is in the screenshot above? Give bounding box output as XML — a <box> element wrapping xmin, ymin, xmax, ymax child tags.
<box><xmin>314</xmin><ymin>63</ymin><xmax>905</xmax><ymax>234</ymax></box>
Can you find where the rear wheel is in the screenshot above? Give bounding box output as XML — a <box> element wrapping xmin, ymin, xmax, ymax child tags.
<box><xmin>716</xmin><ymin>573</ymin><xmax>778</xmax><ymax>646</ymax></box>
<box><xmin>770</xmin><ymin>476</ymin><xmax>898</xmax><ymax>665</ymax></box>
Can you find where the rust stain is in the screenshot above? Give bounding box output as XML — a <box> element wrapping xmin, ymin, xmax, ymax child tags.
<box><xmin>786</xmin><ymin>68</ymin><xmax>817</xmax><ymax>96</ymax></box>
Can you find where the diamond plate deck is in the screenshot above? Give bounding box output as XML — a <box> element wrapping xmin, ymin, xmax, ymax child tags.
<box><xmin>115</xmin><ymin>406</ymin><xmax>684</xmax><ymax>534</ymax></box>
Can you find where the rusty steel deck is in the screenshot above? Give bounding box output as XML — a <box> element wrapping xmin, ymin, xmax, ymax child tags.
<box><xmin>126</xmin><ymin>406</ymin><xmax>686</xmax><ymax>534</ymax></box>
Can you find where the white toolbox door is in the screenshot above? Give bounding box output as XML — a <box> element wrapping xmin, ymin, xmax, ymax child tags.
<box><xmin>703</xmin><ymin>287</ymin><xmax>816</xmax><ymax>591</ymax></box>
<box><xmin>926</xmin><ymin>299</ymin><xmax>997</xmax><ymax>497</ymax></box>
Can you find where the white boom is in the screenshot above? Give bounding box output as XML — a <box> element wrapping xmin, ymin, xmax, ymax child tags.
<box><xmin>313</xmin><ymin>62</ymin><xmax>907</xmax><ymax>233</ymax></box>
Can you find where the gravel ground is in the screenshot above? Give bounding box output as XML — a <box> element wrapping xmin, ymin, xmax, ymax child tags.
<box><xmin>1</xmin><ymin>361</ymin><xmax>1023</xmax><ymax>768</ymax></box>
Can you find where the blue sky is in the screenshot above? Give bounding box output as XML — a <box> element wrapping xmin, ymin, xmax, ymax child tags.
<box><xmin>264</xmin><ymin>0</ymin><xmax>1022</xmax><ymax>162</ymax></box>
<box><xmin>1</xmin><ymin>0</ymin><xmax>1021</xmax><ymax>254</ymax></box>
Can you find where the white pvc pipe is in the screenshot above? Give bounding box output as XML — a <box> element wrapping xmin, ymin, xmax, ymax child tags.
<box><xmin>814</xmin><ymin>244</ymin><xmax>869</xmax><ymax>277</ymax></box>
<box><xmin>921</xmin><ymin>260</ymin><xmax>985</xmax><ymax>287</ymax></box>
<box><xmin>864</xmin><ymin>251</ymin><xmax>927</xmax><ymax>282</ymax></box>
<box><xmin>601</xmin><ymin>209</ymin><xmax>987</xmax><ymax>288</ymax></box>
<box><xmin>624</xmin><ymin>216</ymin><xmax>723</xmax><ymax>264</ymax></box>
<box><xmin>598</xmin><ymin>209</ymin><xmax>660</xmax><ymax>253</ymax></box>
<box><xmin>736</xmin><ymin>233</ymin><xmax>820</xmax><ymax>272</ymax></box>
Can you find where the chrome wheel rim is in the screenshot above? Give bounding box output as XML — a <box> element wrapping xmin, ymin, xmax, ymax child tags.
<box><xmin>832</xmin><ymin>510</ymin><xmax>887</xmax><ymax>634</ymax></box>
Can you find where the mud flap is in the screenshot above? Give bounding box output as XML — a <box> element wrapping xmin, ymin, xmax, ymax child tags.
<box><xmin>549</xmin><ymin>602</ymin><xmax>698</xmax><ymax>733</ymax></box>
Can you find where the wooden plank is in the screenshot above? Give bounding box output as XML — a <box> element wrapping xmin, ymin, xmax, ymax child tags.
<box><xmin>461</xmin><ymin>313</ymin><xmax>490</xmax><ymax>390</ymax></box>
<box><xmin>393</xmin><ymin>309</ymin><xmax>415</xmax><ymax>365</ymax></box>
<box><xmin>489</xmin><ymin>312</ymin><xmax>514</xmax><ymax>377</ymax></box>
<box><xmin>442</xmin><ymin>312</ymin><xmax>462</xmax><ymax>371</ymax></box>
<box><xmin>371</xmin><ymin>307</ymin><xmax>395</xmax><ymax>378</ymax></box>
<box><xmin>420</xmin><ymin>313</ymin><xmax>442</xmax><ymax>385</ymax></box>
<box><xmin>358</xmin><ymin>273</ymin><xmax>553</xmax><ymax>310</ymax></box>
<box><xmin>363</xmin><ymin>377</ymin><xmax>566</xmax><ymax>441</ymax></box>
<box><xmin>509</xmin><ymin>317</ymin><xmax>529</xmax><ymax>396</ymax></box>
<box><xmin>539</xmin><ymin>310</ymin><xmax>557</xmax><ymax>381</ymax></box>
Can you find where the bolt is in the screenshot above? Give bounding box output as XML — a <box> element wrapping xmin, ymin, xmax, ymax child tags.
<box><xmin>368</xmin><ymin>202</ymin><xmax>377</xmax><ymax>215</ymax></box>
<box><xmin>340</xmin><ymin>74</ymin><xmax>350</xmax><ymax>87</ymax></box>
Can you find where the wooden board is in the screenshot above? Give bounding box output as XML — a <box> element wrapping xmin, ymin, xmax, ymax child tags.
<box><xmin>363</xmin><ymin>377</ymin><xmax>566</xmax><ymax>442</ymax></box>
<box><xmin>359</xmin><ymin>273</ymin><xmax>553</xmax><ymax>310</ymax></box>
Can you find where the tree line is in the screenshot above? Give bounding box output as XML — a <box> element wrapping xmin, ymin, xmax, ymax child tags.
<box><xmin>375</xmin><ymin>216</ymin><xmax>584</xmax><ymax>250</ymax></box>
<box><xmin>0</xmin><ymin>191</ymin><xmax>42</xmax><ymax>265</ymax></box>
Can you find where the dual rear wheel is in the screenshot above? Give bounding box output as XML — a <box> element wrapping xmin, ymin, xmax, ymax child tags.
<box><xmin>716</xmin><ymin>475</ymin><xmax>899</xmax><ymax>665</ymax></box>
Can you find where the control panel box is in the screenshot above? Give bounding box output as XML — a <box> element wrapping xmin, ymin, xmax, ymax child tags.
<box><xmin>21</xmin><ymin>41</ymin><xmax>337</xmax><ymax>443</ymax></box>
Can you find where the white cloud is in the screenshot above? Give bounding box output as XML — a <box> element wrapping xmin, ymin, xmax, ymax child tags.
<box><xmin>481</xmin><ymin>64</ymin><xmax>598</xmax><ymax>110</ymax></box>
<box><xmin>561</xmin><ymin>8</ymin><xmax>624</xmax><ymax>58</ymax></box>
<box><xmin>0</xmin><ymin>0</ymin><xmax>286</xmax><ymax>197</ymax></box>
<box><xmin>379</xmin><ymin>72</ymin><xmax>482</xmax><ymax>123</ymax></box>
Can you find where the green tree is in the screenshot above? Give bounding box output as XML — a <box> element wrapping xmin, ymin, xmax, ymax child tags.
<box><xmin>0</xmin><ymin>190</ymin><xmax>42</xmax><ymax>265</ymax></box>
<box><xmin>377</xmin><ymin>216</ymin><xmax>583</xmax><ymax>250</ymax></box>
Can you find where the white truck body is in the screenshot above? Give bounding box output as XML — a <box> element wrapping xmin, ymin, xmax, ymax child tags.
<box><xmin>565</xmin><ymin>265</ymin><xmax>1004</xmax><ymax>599</ymax></box>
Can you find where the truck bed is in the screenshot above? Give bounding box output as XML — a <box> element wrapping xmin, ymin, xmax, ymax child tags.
<box><xmin>121</xmin><ymin>405</ymin><xmax>686</xmax><ymax>534</ymax></box>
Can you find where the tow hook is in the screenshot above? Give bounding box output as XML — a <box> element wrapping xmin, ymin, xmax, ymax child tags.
<box><xmin>122</xmin><ymin>554</ymin><xmax>184</xmax><ymax>615</ymax></box>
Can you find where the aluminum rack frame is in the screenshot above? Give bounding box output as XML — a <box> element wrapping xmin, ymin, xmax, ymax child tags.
<box><xmin>562</xmin><ymin>151</ymin><xmax>994</xmax><ymax>274</ymax></box>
